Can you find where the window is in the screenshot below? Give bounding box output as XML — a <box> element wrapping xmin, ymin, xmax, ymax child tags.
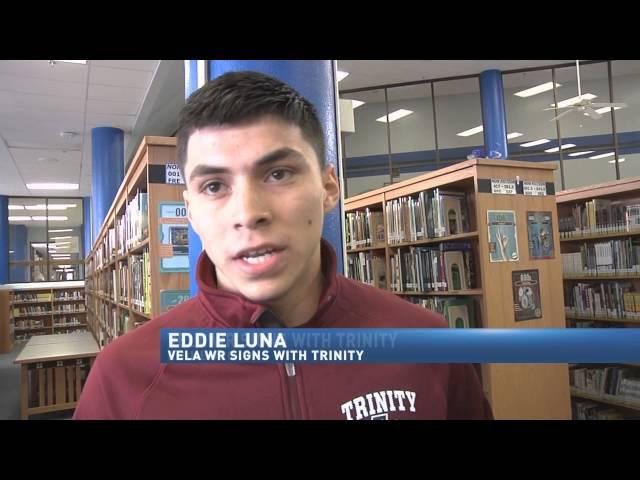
<box><xmin>8</xmin><ymin>197</ymin><xmax>84</xmax><ymax>283</ymax></box>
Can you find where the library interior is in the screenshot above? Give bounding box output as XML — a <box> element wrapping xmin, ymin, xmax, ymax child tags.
<box><xmin>0</xmin><ymin>59</ymin><xmax>639</xmax><ymax>420</ymax></box>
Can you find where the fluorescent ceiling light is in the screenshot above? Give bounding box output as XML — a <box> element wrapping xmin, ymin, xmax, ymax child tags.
<box><xmin>608</xmin><ymin>158</ymin><xmax>625</xmax><ymax>164</ymax></box>
<box><xmin>8</xmin><ymin>216</ymin><xmax>31</xmax><ymax>221</ymax></box>
<box><xmin>56</xmin><ymin>60</ymin><xmax>87</xmax><ymax>65</ymax></box>
<box><xmin>50</xmin><ymin>236</ymin><xmax>72</xmax><ymax>240</ymax></box>
<box><xmin>337</xmin><ymin>71</ymin><xmax>349</xmax><ymax>82</ymax></box>
<box><xmin>31</xmin><ymin>216</ymin><xmax>68</xmax><ymax>221</ymax></box>
<box><xmin>551</xmin><ymin>93</ymin><xmax>597</xmax><ymax>109</ymax></box>
<box><xmin>514</xmin><ymin>82</ymin><xmax>561</xmax><ymax>98</ymax></box>
<box><xmin>568</xmin><ymin>151</ymin><xmax>595</xmax><ymax>157</ymax></box>
<box><xmin>25</xmin><ymin>204</ymin><xmax>74</xmax><ymax>211</ymax></box>
<box><xmin>544</xmin><ymin>143</ymin><xmax>576</xmax><ymax>153</ymax></box>
<box><xmin>507</xmin><ymin>132</ymin><xmax>523</xmax><ymax>140</ymax></box>
<box><xmin>351</xmin><ymin>100</ymin><xmax>365</xmax><ymax>109</ymax></box>
<box><xmin>9</xmin><ymin>250</ymin><xmax>14</xmax><ymax>254</ymax></box>
<box><xmin>8</xmin><ymin>205</ymin><xmax>24</xmax><ymax>210</ymax></box>
<box><xmin>594</xmin><ymin>106</ymin><xmax>622</xmax><ymax>115</ymax></box>
<box><xmin>456</xmin><ymin>125</ymin><xmax>483</xmax><ymax>137</ymax></box>
<box><xmin>32</xmin><ymin>243</ymin><xmax>56</xmax><ymax>248</ymax></box>
<box><xmin>54</xmin><ymin>242</ymin><xmax>71</xmax><ymax>246</ymax></box>
<box><xmin>26</xmin><ymin>183</ymin><xmax>79</xmax><ymax>190</ymax></box>
<box><xmin>590</xmin><ymin>152</ymin><xmax>615</xmax><ymax>159</ymax></box>
<box><xmin>520</xmin><ymin>138</ymin><xmax>551</xmax><ymax>148</ymax></box>
<box><xmin>49</xmin><ymin>229</ymin><xmax>73</xmax><ymax>233</ymax></box>
<box><xmin>376</xmin><ymin>109</ymin><xmax>414</xmax><ymax>123</ymax></box>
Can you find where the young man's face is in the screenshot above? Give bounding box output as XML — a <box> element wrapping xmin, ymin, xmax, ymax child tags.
<box><xmin>183</xmin><ymin>116</ymin><xmax>340</xmax><ymax>304</ymax></box>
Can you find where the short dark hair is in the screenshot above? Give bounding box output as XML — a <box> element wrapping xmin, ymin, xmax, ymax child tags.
<box><xmin>176</xmin><ymin>71</ymin><xmax>326</xmax><ymax>177</ymax></box>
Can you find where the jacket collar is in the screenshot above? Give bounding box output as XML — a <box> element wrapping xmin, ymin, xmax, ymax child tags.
<box><xmin>196</xmin><ymin>238</ymin><xmax>339</xmax><ymax>328</ymax></box>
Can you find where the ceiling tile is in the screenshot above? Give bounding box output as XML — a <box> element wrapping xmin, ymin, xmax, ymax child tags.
<box><xmin>88</xmin><ymin>83</ymin><xmax>146</xmax><ymax>103</ymax></box>
<box><xmin>87</xmin><ymin>98</ymin><xmax>139</xmax><ymax>116</ymax></box>
<box><xmin>90</xmin><ymin>60</ymin><xmax>159</xmax><ymax>72</ymax></box>
<box><xmin>0</xmin><ymin>60</ymin><xmax>88</xmax><ymax>83</ymax></box>
<box><xmin>90</xmin><ymin>66</ymin><xmax>154</xmax><ymax>89</ymax></box>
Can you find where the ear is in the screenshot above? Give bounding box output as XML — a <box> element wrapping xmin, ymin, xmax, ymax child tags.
<box><xmin>322</xmin><ymin>164</ymin><xmax>340</xmax><ymax>214</ymax></box>
<box><xmin>183</xmin><ymin>189</ymin><xmax>199</xmax><ymax>236</ymax></box>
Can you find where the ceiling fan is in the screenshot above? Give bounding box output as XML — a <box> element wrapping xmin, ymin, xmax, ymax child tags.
<box><xmin>545</xmin><ymin>60</ymin><xmax>627</xmax><ymax>121</ymax></box>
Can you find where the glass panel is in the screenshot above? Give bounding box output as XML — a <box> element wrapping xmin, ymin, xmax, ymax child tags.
<box><xmin>340</xmin><ymin>88</ymin><xmax>391</xmax><ymax>197</ymax></box>
<box><xmin>47</xmin><ymin>198</ymin><xmax>83</xmax><ymax>281</ymax></box>
<box><xmin>554</xmin><ymin>62</ymin><xmax>616</xmax><ymax>189</ymax></box>
<box><xmin>611</xmin><ymin>60</ymin><xmax>640</xmax><ymax>179</ymax></box>
<box><xmin>387</xmin><ymin>83</ymin><xmax>437</xmax><ymax>181</ymax></box>
<box><xmin>433</xmin><ymin>77</ymin><xmax>482</xmax><ymax>167</ymax></box>
<box><xmin>9</xmin><ymin>197</ymin><xmax>48</xmax><ymax>282</ymax></box>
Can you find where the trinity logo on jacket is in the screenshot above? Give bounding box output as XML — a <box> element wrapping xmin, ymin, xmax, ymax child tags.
<box><xmin>341</xmin><ymin>390</ymin><xmax>417</xmax><ymax>420</ymax></box>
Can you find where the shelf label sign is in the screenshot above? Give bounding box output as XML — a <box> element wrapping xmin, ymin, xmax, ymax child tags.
<box><xmin>158</xmin><ymin>202</ymin><xmax>189</xmax><ymax>272</ymax></box>
<box><xmin>165</xmin><ymin>164</ymin><xmax>185</xmax><ymax>185</ymax></box>
<box><xmin>490</xmin><ymin>178</ymin><xmax>517</xmax><ymax>195</ymax></box>
<box><xmin>522</xmin><ymin>180</ymin><xmax>547</xmax><ymax>196</ymax></box>
<box><xmin>160</xmin><ymin>290</ymin><xmax>191</xmax><ymax>313</ymax></box>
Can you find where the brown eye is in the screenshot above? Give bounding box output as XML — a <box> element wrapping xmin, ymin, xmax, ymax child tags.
<box><xmin>203</xmin><ymin>181</ymin><xmax>226</xmax><ymax>195</ymax></box>
<box><xmin>268</xmin><ymin>169</ymin><xmax>292</xmax><ymax>182</ymax></box>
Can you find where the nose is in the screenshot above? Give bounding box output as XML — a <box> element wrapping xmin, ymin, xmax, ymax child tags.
<box><xmin>231</xmin><ymin>181</ymin><xmax>272</xmax><ymax>230</ymax></box>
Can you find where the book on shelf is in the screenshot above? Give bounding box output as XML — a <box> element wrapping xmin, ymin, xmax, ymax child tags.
<box><xmin>131</xmin><ymin>251</ymin><xmax>151</xmax><ymax>315</ymax></box>
<box><xmin>572</xmin><ymin>400</ymin><xmax>625</xmax><ymax>420</ymax></box>
<box><xmin>385</xmin><ymin>188</ymin><xmax>471</xmax><ymax>245</ymax></box>
<box><xmin>570</xmin><ymin>366</ymin><xmax>640</xmax><ymax>405</ymax></box>
<box><xmin>559</xmin><ymin>198</ymin><xmax>640</xmax><ymax>237</ymax></box>
<box><xmin>561</xmin><ymin>238</ymin><xmax>640</xmax><ymax>276</ymax></box>
<box><xmin>345</xmin><ymin>208</ymin><xmax>385</xmax><ymax>250</ymax></box>
<box><xmin>405</xmin><ymin>296</ymin><xmax>476</xmax><ymax>328</ymax></box>
<box><xmin>389</xmin><ymin>242</ymin><xmax>475</xmax><ymax>293</ymax></box>
<box><xmin>346</xmin><ymin>252</ymin><xmax>386</xmax><ymax>289</ymax></box>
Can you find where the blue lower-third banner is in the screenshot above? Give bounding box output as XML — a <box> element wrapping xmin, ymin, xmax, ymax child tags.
<box><xmin>159</xmin><ymin>328</ymin><xmax>640</xmax><ymax>364</ymax></box>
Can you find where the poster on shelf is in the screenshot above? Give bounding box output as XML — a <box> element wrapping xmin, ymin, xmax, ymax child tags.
<box><xmin>160</xmin><ymin>290</ymin><xmax>191</xmax><ymax>313</ymax></box>
<box><xmin>512</xmin><ymin>269</ymin><xmax>542</xmax><ymax>321</ymax></box>
<box><xmin>159</xmin><ymin>201</ymin><xmax>189</xmax><ymax>273</ymax></box>
<box><xmin>527</xmin><ymin>211</ymin><xmax>554</xmax><ymax>259</ymax></box>
<box><xmin>487</xmin><ymin>210</ymin><xmax>519</xmax><ymax>262</ymax></box>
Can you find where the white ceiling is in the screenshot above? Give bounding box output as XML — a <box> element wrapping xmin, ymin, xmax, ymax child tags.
<box><xmin>1</xmin><ymin>59</ymin><xmax>618</xmax><ymax>199</ymax></box>
<box><xmin>0</xmin><ymin>60</ymin><xmax>159</xmax><ymax>197</ymax></box>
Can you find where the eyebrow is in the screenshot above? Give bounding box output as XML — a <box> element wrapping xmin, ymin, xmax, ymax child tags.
<box><xmin>189</xmin><ymin>147</ymin><xmax>304</xmax><ymax>182</ymax></box>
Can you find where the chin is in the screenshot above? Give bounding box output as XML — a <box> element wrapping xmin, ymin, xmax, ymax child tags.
<box><xmin>238</xmin><ymin>281</ymin><xmax>290</xmax><ymax>305</ymax></box>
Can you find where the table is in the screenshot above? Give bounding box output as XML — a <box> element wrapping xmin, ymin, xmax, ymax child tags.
<box><xmin>14</xmin><ymin>332</ymin><xmax>100</xmax><ymax>419</ymax></box>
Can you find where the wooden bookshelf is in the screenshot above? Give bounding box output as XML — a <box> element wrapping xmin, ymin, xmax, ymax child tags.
<box><xmin>4</xmin><ymin>282</ymin><xmax>86</xmax><ymax>342</ymax></box>
<box><xmin>557</xmin><ymin>176</ymin><xmax>640</xmax><ymax>419</ymax></box>
<box><xmin>84</xmin><ymin>136</ymin><xmax>190</xmax><ymax>349</ymax></box>
<box><xmin>344</xmin><ymin>158</ymin><xmax>571</xmax><ymax>420</ymax></box>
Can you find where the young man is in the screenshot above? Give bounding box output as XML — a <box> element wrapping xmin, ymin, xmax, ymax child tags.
<box><xmin>74</xmin><ymin>71</ymin><xmax>493</xmax><ymax>420</ymax></box>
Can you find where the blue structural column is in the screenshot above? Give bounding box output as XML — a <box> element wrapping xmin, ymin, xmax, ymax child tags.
<box><xmin>91</xmin><ymin>127</ymin><xmax>124</xmax><ymax>242</ymax></box>
<box><xmin>0</xmin><ymin>196</ymin><xmax>8</xmax><ymax>283</ymax></box>
<box><xmin>184</xmin><ymin>60</ymin><xmax>344</xmax><ymax>297</ymax></box>
<box><xmin>83</xmin><ymin>197</ymin><xmax>91</xmax><ymax>258</ymax></box>
<box><xmin>479</xmin><ymin>69</ymin><xmax>509</xmax><ymax>160</ymax></box>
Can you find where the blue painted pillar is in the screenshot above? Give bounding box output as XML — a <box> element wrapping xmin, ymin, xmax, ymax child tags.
<box><xmin>479</xmin><ymin>69</ymin><xmax>508</xmax><ymax>160</ymax></box>
<box><xmin>83</xmin><ymin>197</ymin><xmax>91</xmax><ymax>258</ymax></box>
<box><xmin>0</xmin><ymin>196</ymin><xmax>8</xmax><ymax>283</ymax></box>
<box><xmin>9</xmin><ymin>225</ymin><xmax>27</xmax><ymax>283</ymax></box>
<box><xmin>91</xmin><ymin>127</ymin><xmax>124</xmax><ymax>242</ymax></box>
<box><xmin>184</xmin><ymin>60</ymin><xmax>344</xmax><ymax>297</ymax></box>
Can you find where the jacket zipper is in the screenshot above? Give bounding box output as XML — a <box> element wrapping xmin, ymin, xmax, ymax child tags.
<box><xmin>285</xmin><ymin>363</ymin><xmax>303</xmax><ymax>420</ymax></box>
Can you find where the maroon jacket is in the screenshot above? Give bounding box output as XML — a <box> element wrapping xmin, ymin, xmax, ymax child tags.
<box><xmin>74</xmin><ymin>240</ymin><xmax>493</xmax><ymax>420</ymax></box>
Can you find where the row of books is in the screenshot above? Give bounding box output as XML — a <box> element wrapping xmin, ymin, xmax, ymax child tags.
<box><xmin>571</xmin><ymin>367</ymin><xmax>640</xmax><ymax>405</ymax></box>
<box><xmin>346</xmin><ymin>252</ymin><xmax>386</xmax><ymax>289</ymax></box>
<box><xmin>405</xmin><ymin>296</ymin><xmax>476</xmax><ymax>329</ymax></box>
<box><xmin>385</xmin><ymin>188</ymin><xmax>470</xmax><ymax>245</ymax></box>
<box><xmin>118</xmin><ymin>189</ymin><xmax>149</xmax><ymax>254</ymax></box>
<box><xmin>13</xmin><ymin>292</ymin><xmax>52</xmax><ymax>302</ymax></box>
<box><xmin>345</xmin><ymin>209</ymin><xmax>385</xmax><ymax>250</ymax></box>
<box><xmin>26</xmin><ymin>361</ymin><xmax>90</xmax><ymax>408</ymax></box>
<box><xmin>564</xmin><ymin>281</ymin><xmax>640</xmax><ymax>320</ymax></box>
<box><xmin>54</xmin><ymin>291</ymin><xmax>84</xmax><ymax>300</ymax></box>
<box><xmin>13</xmin><ymin>305</ymin><xmax>51</xmax><ymax>316</ymax></box>
<box><xmin>131</xmin><ymin>251</ymin><xmax>151</xmax><ymax>314</ymax></box>
<box><xmin>14</xmin><ymin>319</ymin><xmax>45</xmax><ymax>329</ymax></box>
<box><xmin>53</xmin><ymin>317</ymin><xmax>84</xmax><ymax>327</ymax></box>
<box><xmin>572</xmin><ymin>400</ymin><xmax>624</xmax><ymax>420</ymax></box>
<box><xmin>558</xmin><ymin>198</ymin><xmax>640</xmax><ymax>236</ymax></box>
<box><xmin>561</xmin><ymin>238</ymin><xmax>640</xmax><ymax>275</ymax></box>
<box><xmin>389</xmin><ymin>243</ymin><xmax>475</xmax><ymax>293</ymax></box>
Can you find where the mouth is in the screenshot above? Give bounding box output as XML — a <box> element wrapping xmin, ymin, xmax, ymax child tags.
<box><xmin>232</xmin><ymin>245</ymin><xmax>287</xmax><ymax>273</ymax></box>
